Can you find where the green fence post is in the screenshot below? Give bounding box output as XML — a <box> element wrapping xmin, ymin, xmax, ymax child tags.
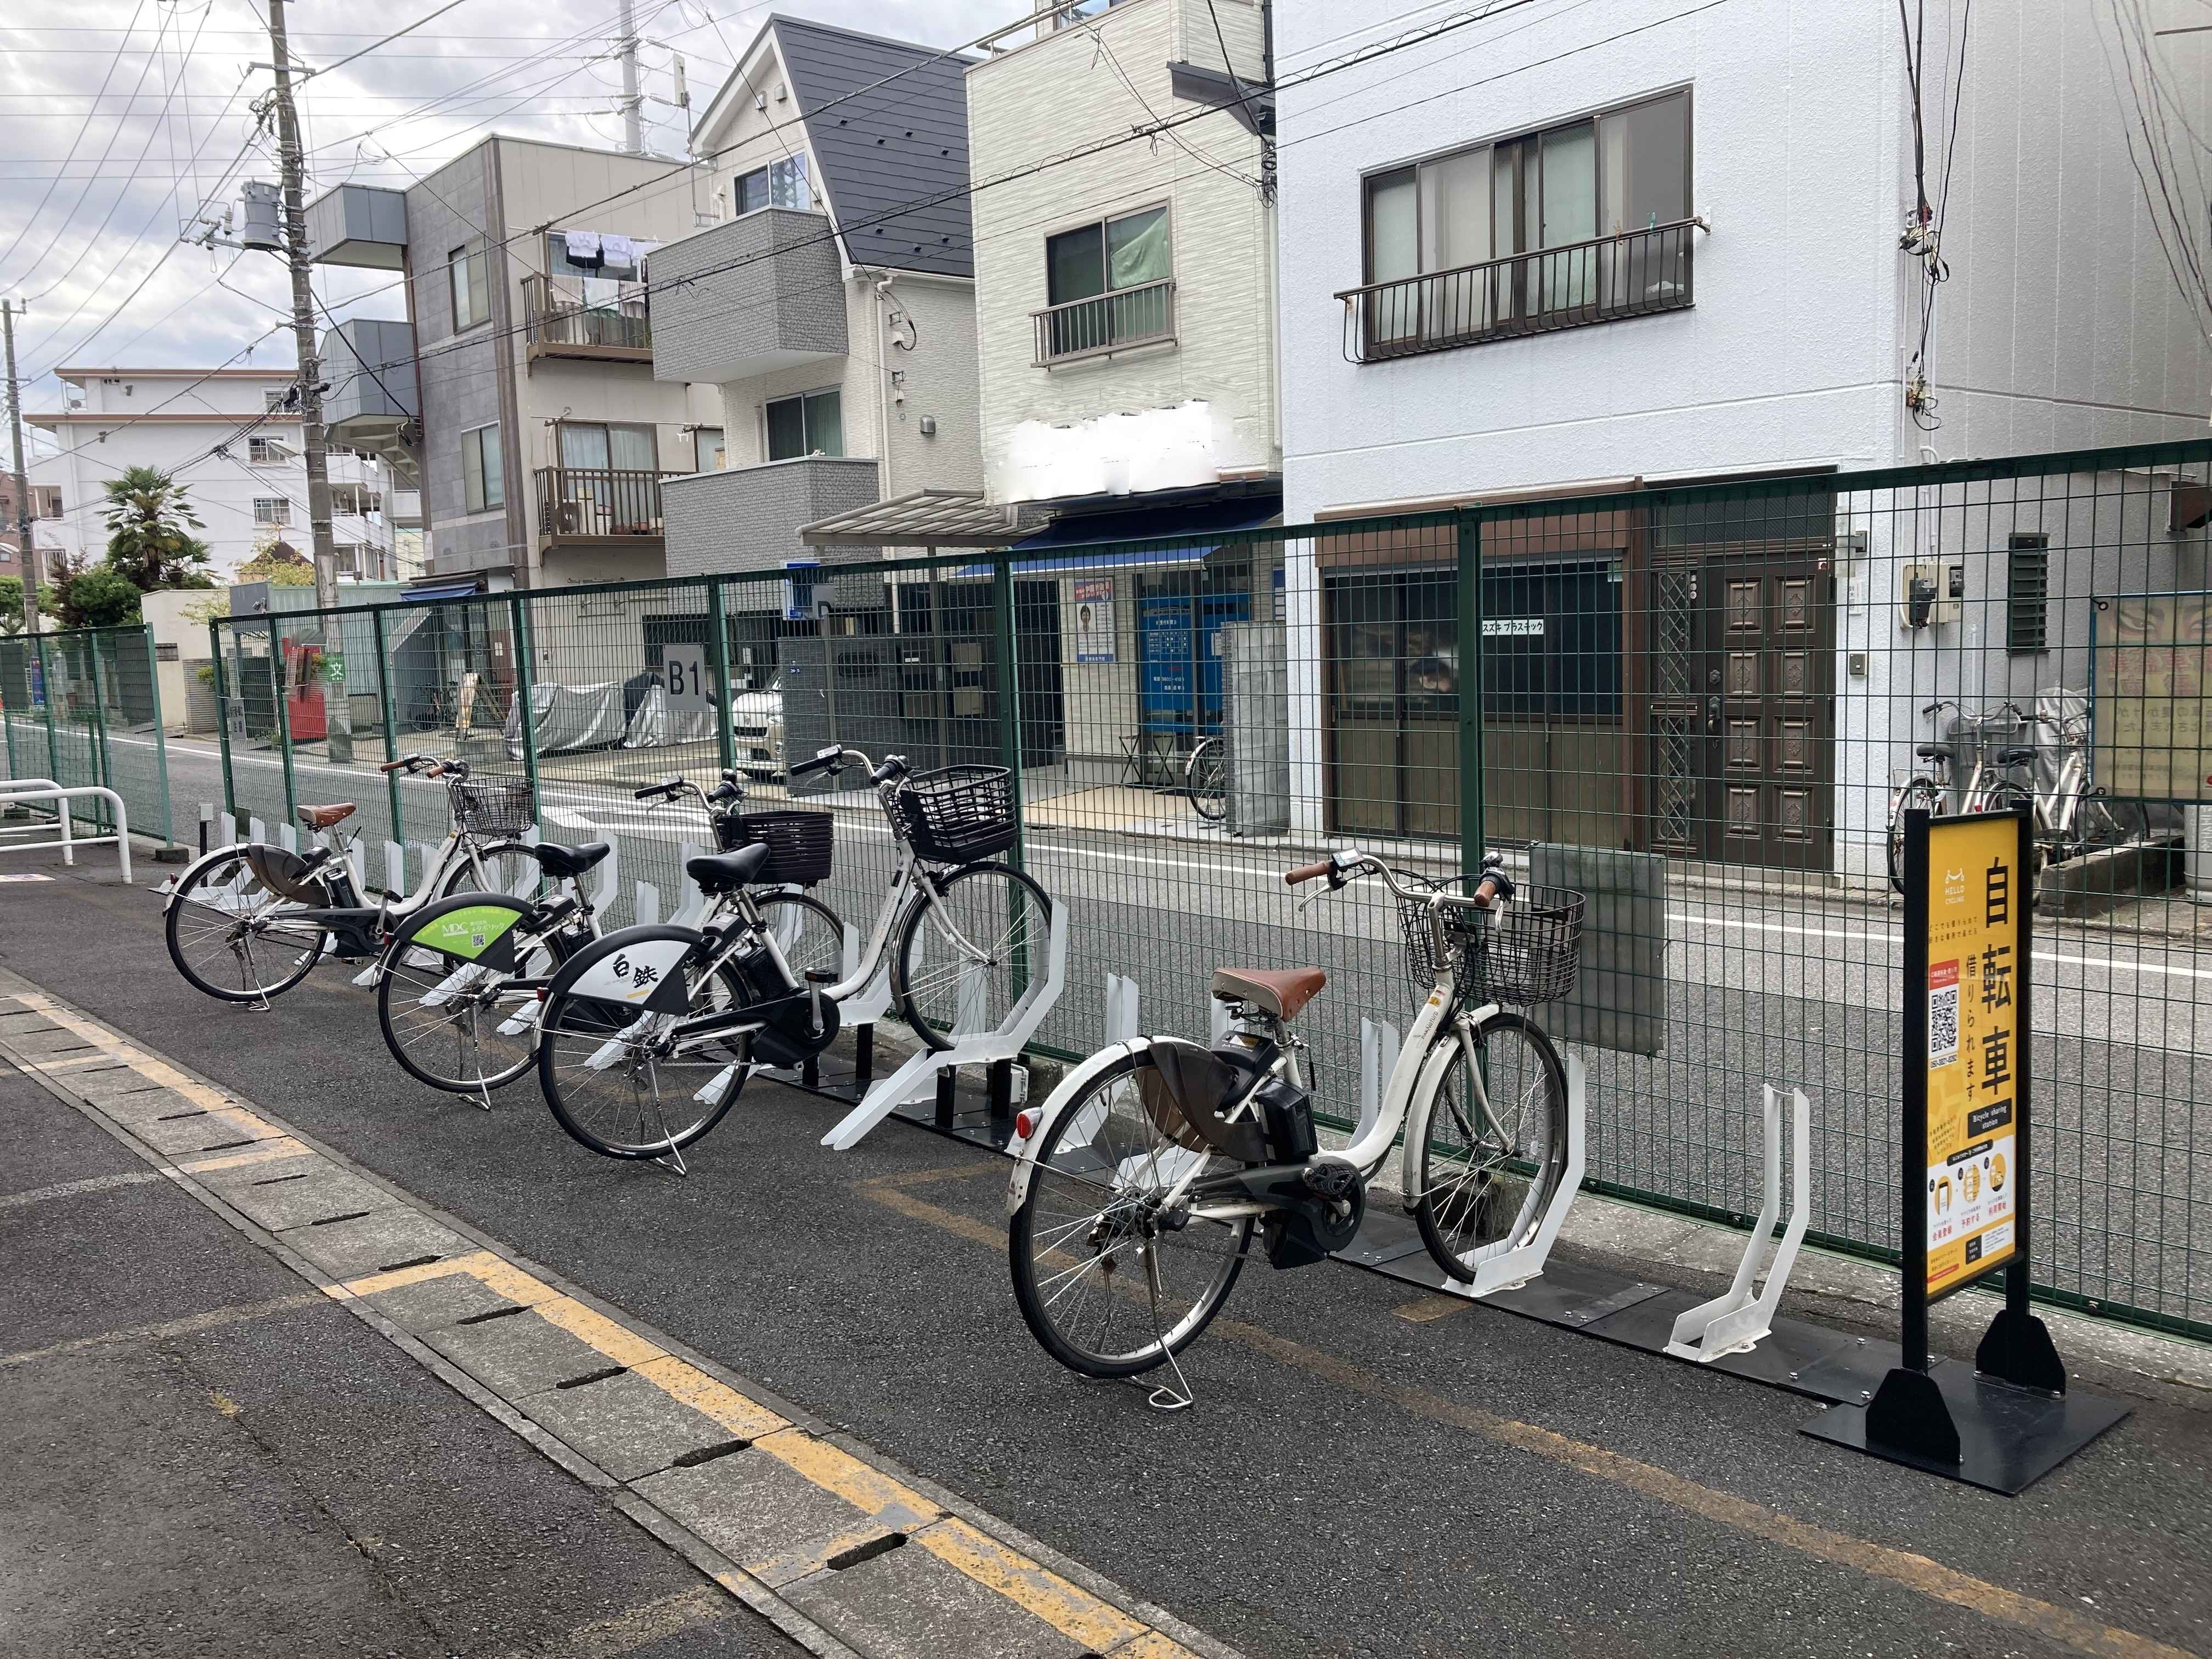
<box><xmin>1457</xmin><ymin>510</ymin><xmax>1485</xmax><ymax>868</ymax></box>
<box><xmin>509</xmin><ymin>594</ymin><xmax>541</xmax><ymax>827</ymax></box>
<box><xmin>708</xmin><ymin>577</ymin><xmax>737</xmax><ymax>778</ymax></box>
<box><xmin>371</xmin><ymin>607</ymin><xmax>403</xmax><ymax>840</ymax></box>
<box><xmin>86</xmin><ymin>632</ymin><xmax>112</xmax><ymax>832</ymax></box>
<box><xmin>210</xmin><ymin>619</ymin><xmax>237</xmax><ymax>828</ymax></box>
<box><xmin>143</xmin><ymin>624</ymin><xmax>174</xmax><ymax>849</ymax></box>
<box><xmin>272</xmin><ymin>622</ymin><xmax>298</xmax><ymax>828</ymax></box>
<box><xmin>34</xmin><ymin>632</ymin><xmax>61</xmax><ymax>791</ymax></box>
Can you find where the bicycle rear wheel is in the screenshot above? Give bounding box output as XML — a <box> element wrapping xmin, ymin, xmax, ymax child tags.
<box><xmin>1409</xmin><ymin>1011</ymin><xmax>1567</xmax><ymax>1282</ymax></box>
<box><xmin>163</xmin><ymin>847</ymin><xmax>331</xmax><ymax>1004</ymax></box>
<box><xmin>894</xmin><ymin>864</ymin><xmax>1053</xmax><ymax>1052</ymax></box>
<box><xmin>1009</xmin><ymin>1048</ymin><xmax>1252</xmax><ymax>1380</ymax></box>
<box><xmin>537</xmin><ymin>930</ymin><xmax>745</xmax><ymax>1160</ymax></box>
<box><xmin>1187</xmin><ymin>738</ymin><xmax>1228</xmax><ymax>822</ymax></box>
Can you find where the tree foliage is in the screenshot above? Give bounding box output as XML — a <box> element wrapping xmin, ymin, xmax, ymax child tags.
<box><xmin>58</xmin><ymin>566</ymin><xmax>144</xmax><ymax>629</ymax></box>
<box><xmin>236</xmin><ymin>534</ymin><xmax>315</xmax><ymax>588</ymax></box>
<box><xmin>100</xmin><ymin>465</ymin><xmax>216</xmax><ymax>591</ymax></box>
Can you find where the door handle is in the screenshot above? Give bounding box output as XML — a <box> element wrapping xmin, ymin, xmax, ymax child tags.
<box><xmin>1706</xmin><ymin>693</ymin><xmax>1721</xmax><ymax>733</ymax></box>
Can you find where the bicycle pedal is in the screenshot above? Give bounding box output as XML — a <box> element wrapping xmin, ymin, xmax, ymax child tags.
<box><xmin>1301</xmin><ymin>1156</ymin><xmax>1361</xmax><ymax>1200</ymax></box>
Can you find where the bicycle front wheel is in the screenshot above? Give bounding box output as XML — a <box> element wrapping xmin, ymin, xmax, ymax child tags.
<box><xmin>1187</xmin><ymin>738</ymin><xmax>1228</xmax><ymax>822</ymax></box>
<box><xmin>537</xmin><ymin>930</ymin><xmax>744</xmax><ymax>1160</ymax></box>
<box><xmin>893</xmin><ymin>864</ymin><xmax>1053</xmax><ymax>1053</ymax></box>
<box><xmin>1888</xmin><ymin>778</ymin><xmax>1942</xmax><ymax>893</ymax></box>
<box><xmin>163</xmin><ymin>847</ymin><xmax>331</xmax><ymax>1005</ymax></box>
<box><xmin>1009</xmin><ymin>1048</ymin><xmax>1252</xmax><ymax>1379</ymax></box>
<box><xmin>377</xmin><ymin>895</ymin><xmax>552</xmax><ymax>1094</ymax></box>
<box><xmin>1409</xmin><ymin>1010</ymin><xmax>1567</xmax><ymax>1282</ymax></box>
<box><xmin>447</xmin><ymin>839</ymin><xmax>543</xmax><ymax>902</ymax></box>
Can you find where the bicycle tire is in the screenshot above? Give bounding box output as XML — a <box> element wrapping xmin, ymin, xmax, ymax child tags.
<box><xmin>1187</xmin><ymin>738</ymin><xmax>1228</xmax><ymax>822</ymax></box>
<box><xmin>1008</xmin><ymin>1047</ymin><xmax>1253</xmax><ymax>1379</ymax></box>
<box><xmin>164</xmin><ymin>846</ymin><xmax>332</xmax><ymax>1005</ymax></box>
<box><xmin>892</xmin><ymin>864</ymin><xmax>1053</xmax><ymax>1053</ymax></box>
<box><xmin>1887</xmin><ymin>777</ymin><xmax>1943</xmax><ymax>893</ymax></box>
<box><xmin>535</xmin><ymin>927</ymin><xmax>746</xmax><ymax>1160</ymax></box>
<box><xmin>376</xmin><ymin>893</ymin><xmax>559</xmax><ymax>1095</ymax></box>
<box><xmin>1407</xmin><ymin>1009</ymin><xmax>1568</xmax><ymax>1283</ymax></box>
<box><xmin>446</xmin><ymin>839</ymin><xmax>540</xmax><ymax>902</ymax></box>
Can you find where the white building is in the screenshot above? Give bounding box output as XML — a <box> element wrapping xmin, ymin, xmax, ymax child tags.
<box><xmin>959</xmin><ymin>0</ymin><xmax>1281</xmax><ymax>780</ymax></box>
<box><xmin>24</xmin><ymin>365</ymin><xmax>416</xmax><ymax>585</ymax></box>
<box><xmin>1273</xmin><ymin>0</ymin><xmax>2212</xmax><ymax>873</ymax></box>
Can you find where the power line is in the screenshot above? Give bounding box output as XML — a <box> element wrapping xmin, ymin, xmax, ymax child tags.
<box><xmin>0</xmin><ymin>0</ymin><xmax>157</xmax><ymax>278</ymax></box>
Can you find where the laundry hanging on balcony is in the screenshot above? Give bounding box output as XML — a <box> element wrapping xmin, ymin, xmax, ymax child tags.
<box><xmin>561</xmin><ymin>229</ymin><xmax>603</xmax><ymax>268</ymax></box>
<box><xmin>600</xmin><ymin>233</ymin><xmax>637</xmax><ymax>271</ymax></box>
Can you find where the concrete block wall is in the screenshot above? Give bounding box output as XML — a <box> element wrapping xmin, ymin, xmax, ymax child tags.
<box><xmin>649</xmin><ymin>210</ymin><xmax>847</xmax><ymax>386</ymax></box>
<box><xmin>662</xmin><ymin>455</ymin><xmax>880</xmax><ymax>583</ymax></box>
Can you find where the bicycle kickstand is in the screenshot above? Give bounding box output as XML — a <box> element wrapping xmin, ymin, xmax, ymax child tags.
<box><xmin>1138</xmin><ymin>1240</ymin><xmax>1195</xmax><ymax>1413</ymax></box>
<box><xmin>646</xmin><ymin>1070</ymin><xmax>690</xmax><ymax>1180</ymax></box>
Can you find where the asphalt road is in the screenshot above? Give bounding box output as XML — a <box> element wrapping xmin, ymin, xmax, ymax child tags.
<box><xmin>82</xmin><ymin>729</ymin><xmax>2212</xmax><ymax>1330</ymax></box>
<box><xmin>0</xmin><ymin>1054</ymin><xmax>792</xmax><ymax>1658</ymax></box>
<box><xmin>3</xmin><ymin>850</ymin><xmax>2211</xmax><ymax>1659</ymax></box>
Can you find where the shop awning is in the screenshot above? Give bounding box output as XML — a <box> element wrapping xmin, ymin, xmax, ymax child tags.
<box><xmin>798</xmin><ymin>489</ymin><xmax>1020</xmax><ymax>549</ymax></box>
<box><xmin>398</xmin><ymin>580</ymin><xmax>483</xmax><ymax>603</ymax></box>
<box><xmin>955</xmin><ymin>498</ymin><xmax>1280</xmax><ymax>578</ymax></box>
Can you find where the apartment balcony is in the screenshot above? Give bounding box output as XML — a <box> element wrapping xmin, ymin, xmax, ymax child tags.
<box><xmin>662</xmin><ymin>455</ymin><xmax>881</xmax><ymax>585</ymax></box>
<box><xmin>1335</xmin><ymin>219</ymin><xmax>1696</xmax><ymax>364</ymax></box>
<box><xmin>534</xmin><ymin>465</ymin><xmax>681</xmax><ymax>545</ymax></box>
<box><xmin>522</xmin><ymin>275</ymin><xmax>653</xmax><ymax>365</ymax></box>
<box><xmin>318</xmin><ymin>318</ymin><xmax>418</xmax><ymax>475</ymax></box>
<box><xmin>1032</xmin><ymin>278</ymin><xmax>1176</xmax><ymax>366</ymax></box>
<box><xmin>305</xmin><ymin>183</ymin><xmax>408</xmax><ymax>269</ymax></box>
<box><xmin>649</xmin><ymin>208</ymin><xmax>845</xmax><ymax>386</ymax></box>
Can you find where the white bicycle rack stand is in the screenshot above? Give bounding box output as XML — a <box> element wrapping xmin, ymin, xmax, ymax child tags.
<box><xmin>819</xmin><ymin>902</ymin><xmax>1068</xmax><ymax>1151</ymax></box>
<box><xmin>1437</xmin><ymin>1052</ymin><xmax>1588</xmax><ymax>1301</ymax></box>
<box><xmin>1663</xmin><ymin>1085</ymin><xmax>1810</xmax><ymax>1363</ymax></box>
<box><xmin>0</xmin><ymin>778</ymin><xmax>132</xmax><ymax>882</ymax></box>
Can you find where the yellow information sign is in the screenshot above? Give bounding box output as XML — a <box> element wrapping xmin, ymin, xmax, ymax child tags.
<box><xmin>1920</xmin><ymin>814</ymin><xmax>2023</xmax><ymax>1299</ymax></box>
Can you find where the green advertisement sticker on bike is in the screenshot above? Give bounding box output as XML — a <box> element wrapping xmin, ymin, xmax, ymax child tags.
<box><xmin>418</xmin><ymin>903</ymin><xmax>524</xmax><ymax>969</ymax></box>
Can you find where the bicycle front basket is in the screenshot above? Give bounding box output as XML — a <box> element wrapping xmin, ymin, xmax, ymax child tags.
<box><xmin>889</xmin><ymin>765</ymin><xmax>1018</xmax><ymax>864</ymax></box>
<box><xmin>1459</xmin><ymin>884</ymin><xmax>1585</xmax><ymax>1006</ymax></box>
<box><xmin>450</xmin><ymin>776</ymin><xmax>534</xmax><ymax>838</ymax></box>
<box><xmin>716</xmin><ymin>809</ymin><xmax>835</xmax><ymax>885</ymax></box>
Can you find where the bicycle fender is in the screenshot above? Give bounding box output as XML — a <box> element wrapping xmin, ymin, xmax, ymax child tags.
<box><xmin>377</xmin><ymin>891</ymin><xmax>534</xmax><ymax>979</ymax></box>
<box><xmin>160</xmin><ymin>840</ymin><xmax>345</xmax><ymax>914</ymax></box>
<box><xmin>546</xmin><ymin>924</ymin><xmax>703</xmax><ymax>1017</ymax></box>
<box><xmin>1395</xmin><ymin>1012</ymin><xmax>1496</xmax><ymax>1209</ymax></box>
<box><xmin>1005</xmin><ymin>1036</ymin><xmax>1156</xmax><ymax>1216</ymax></box>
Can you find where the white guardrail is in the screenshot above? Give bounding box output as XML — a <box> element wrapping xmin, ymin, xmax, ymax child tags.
<box><xmin>0</xmin><ymin>778</ymin><xmax>133</xmax><ymax>883</ymax></box>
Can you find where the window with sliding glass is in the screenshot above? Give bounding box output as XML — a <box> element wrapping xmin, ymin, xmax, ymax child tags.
<box><xmin>1035</xmin><ymin>205</ymin><xmax>1175</xmax><ymax>363</ymax></box>
<box><xmin>1348</xmin><ymin>89</ymin><xmax>1692</xmax><ymax>360</ymax></box>
<box><xmin>765</xmin><ymin>390</ymin><xmax>843</xmax><ymax>460</ymax></box>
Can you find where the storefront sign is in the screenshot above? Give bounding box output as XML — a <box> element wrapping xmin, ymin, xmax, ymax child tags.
<box><xmin>1074</xmin><ymin>579</ymin><xmax>1114</xmax><ymax>664</ymax></box>
<box><xmin>2091</xmin><ymin>591</ymin><xmax>2212</xmax><ymax>802</ymax></box>
<box><xmin>1917</xmin><ymin>811</ymin><xmax>2027</xmax><ymax>1301</ymax></box>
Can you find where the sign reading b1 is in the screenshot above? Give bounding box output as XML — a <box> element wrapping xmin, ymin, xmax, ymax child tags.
<box><xmin>661</xmin><ymin>645</ymin><xmax>713</xmax><ymax>713</ymax></box>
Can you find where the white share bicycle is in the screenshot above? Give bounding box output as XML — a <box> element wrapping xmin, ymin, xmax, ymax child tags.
<box><xmin>1004</xmin><ymin>848</ymin><xmax>1583</xmax><ymax>1404</ymax></box>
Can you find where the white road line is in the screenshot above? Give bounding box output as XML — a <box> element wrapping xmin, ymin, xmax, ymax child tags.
<box><xmin>1670</xmin><ymin>910</ymin><xmax>2212</xmax><ymax>982</ymax></box>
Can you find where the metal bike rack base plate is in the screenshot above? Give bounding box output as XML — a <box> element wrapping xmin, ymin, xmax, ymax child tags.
<box><xmin>1803</xmin><ymin>1363</ymin><xmax>2131</xmax><ymax>1496</ymax></box>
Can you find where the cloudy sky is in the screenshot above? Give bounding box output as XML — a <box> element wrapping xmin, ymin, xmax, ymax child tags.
<box><xmin>1</xmin><ymin>0</ymin><xmax>1009</xmax><ymax>444</ymax></box>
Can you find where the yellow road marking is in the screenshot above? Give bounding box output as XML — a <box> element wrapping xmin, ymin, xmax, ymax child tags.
<box><xmin>753</xmin><ymin>1428</ymin><xmax>941</xmax><ymax>1529</ymax></box>
<box><xmin>861</xmin><ymin>1178</ymin><xmax>2197</xmax><ymax>1659</ymax></box>
<box><xmin>912</xmin><ymin>1517</ymin><xmax>1166</xmax><ymax>1656</ymax></box>
<box><xmin>1392</xmin><ymin>1293</ymin><xmax>1472</xmax><ymax>1324</ymax></box>
<box><xmin>631</xmin><ymin>1356</ymin><xmax>789</xmax><ymax>1442</ymax></box>
<box><xmin>536</xmin><ymin>1294</ymin><xmax>667</xmax><ymax>1370</ymax></box>
<box><xmin>745</xmin><ymin>1523</ymin><xmax>899</xmax><ymax>1589</ymax></box>
<box><xmin>177</xmin><ymin>1138</ymin><xmax>312</xmax><ymax>1175</ymax></box>
<box><xmin>340</xmin><ymin>1254</ymin><xmax>482</xmax><ymax>1299</ymax></box>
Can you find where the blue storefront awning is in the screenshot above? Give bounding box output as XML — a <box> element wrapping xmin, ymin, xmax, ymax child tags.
<box><xmin>399</xmin><ymin>580</ymin><xmax>485</xmax><ymax>603</ymax></box>
<box><xmin>954</xmin><ymin>498</ymin><xmax>1279</xmax><ymax>578</ymax></box>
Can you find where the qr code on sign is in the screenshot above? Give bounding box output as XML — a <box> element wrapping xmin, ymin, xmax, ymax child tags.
<box><xmin>1929</xmin><ymin>983</ymin><xmax>1960</xmax><ymax>1064</ymax></box>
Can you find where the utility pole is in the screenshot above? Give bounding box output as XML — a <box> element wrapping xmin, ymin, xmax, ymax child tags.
<box><xmin>263</xmin><ymin>0</ymin><xmax>351</xmax><ymax>757</ymax></box>
<box><xmin>3</xmin><ymin>300</ymin><xmax>37</xmax><ymax>637</ymax></box>
<box><xmin>617</xmin><ymin>0</ymin><xmax>644</xmax><ymax>154</ymax></box>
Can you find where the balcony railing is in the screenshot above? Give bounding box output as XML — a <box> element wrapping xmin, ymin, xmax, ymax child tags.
<box><xmin>1335</xmin><ymin>219</ymin><xmax>1697</xmax><ymax>364</ymax></box>
<box><xmin>522</xmin><ymin>275</ymin><xmax>652</xmax><ymax>361</ymax></box>
<box><xmin>534</xmin><ymin>466</ymin><xmax>680</xmax><ymax>541</ymax></box>
<box><xmin>1031</xmin><ymin>278</ymin><xmax>1176</xmax><ymax>365</ymax></box>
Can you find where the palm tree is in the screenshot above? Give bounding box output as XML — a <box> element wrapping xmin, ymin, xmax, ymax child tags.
<box><xmin>101</xmin><ymin>466</ymin><xmax>215</xmax><ymax>591</ymax></box>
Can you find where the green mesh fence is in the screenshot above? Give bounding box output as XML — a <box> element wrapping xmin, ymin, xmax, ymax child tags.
<box><xmin>193</xmin><ymin>437</ymin><xmax>2212</xmax><ymax>1340</ymax></box>
<box><xmin>0</xmin><ymin>624</ymin><xmax>174</xmax><ymax>851</ymax></box>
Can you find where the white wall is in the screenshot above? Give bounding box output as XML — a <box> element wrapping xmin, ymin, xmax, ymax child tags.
<box><xmin>1274</xmin><ymin>0</ymin><xmax>1904</xmax><ymax>523</ymax></box>
<box><xmin>967</xmin><ymin>0</ymin><xmax>1277</xmax><ymax>505</ymax></box>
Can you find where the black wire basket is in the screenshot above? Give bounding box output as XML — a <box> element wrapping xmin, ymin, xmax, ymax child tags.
<box><xmin>1397</xmin><ymin>874</ymin><xmax>1585</xmax><ymax>1006</ymax></box>
<box><xmin>716</xmin><ymin>809</ymin><xmax>835</xmax><ymax>886</ymax></box>
<box><xmin>886</xmin><ymin>765</ymin><xmax>1018</xmax><ymax>864</ymax></box>
<box><xmin>450</xmin><ymin>776</ymin><xmax>534</xmax><ymax>838</ymax></box>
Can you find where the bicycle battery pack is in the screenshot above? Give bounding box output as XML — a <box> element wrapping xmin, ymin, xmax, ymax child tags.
<box><xmin>729</xmin><ymin>936</ymin><xmax>841</xmax><ymax>1069</ymax></box>
<box><xmin>245</xmin><ymin>843</ymin><xmax>337</xmax><ymax>906</ymax></box>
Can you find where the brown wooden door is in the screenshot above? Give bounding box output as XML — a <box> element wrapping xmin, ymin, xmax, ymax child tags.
<box><xmin>1699</xmin><ymin>555</ymin><xmax>1833</xmax><ymax>868</ymax></box>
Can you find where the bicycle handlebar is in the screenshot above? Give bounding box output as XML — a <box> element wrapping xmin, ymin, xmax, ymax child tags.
<box><xmin>1285</xmin><ymin>848</ymin><xmax>1508</xmax><ymax>907</ymax></box>
<box><xmin>1284</xmin><ymin>860</ymin><xmax>1333</xmax><ymax>885</ymax></box>
<box><xmin>788</xmin><ymin>746</ymin><xmax>850</xmax><ymax>780</ymax></box>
